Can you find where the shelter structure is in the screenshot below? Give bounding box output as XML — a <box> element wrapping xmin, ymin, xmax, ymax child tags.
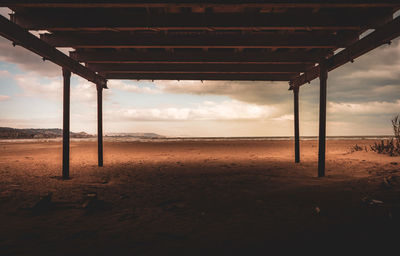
<box><xmin>1</xmin><ymin>1</ymin><xmax>400</xmax><ymax>179</ymax></box>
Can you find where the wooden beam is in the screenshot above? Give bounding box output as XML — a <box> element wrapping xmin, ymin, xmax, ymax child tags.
<box><xmin>104</xmin><ymin>73</ymin><xmax>296</xmax><ymax>81</ymax></box>
<box><xmin>2</xmin><ymin>1</ymin><xmax>400</xmax><ymax>8</ymax></box>
<box><xmin>70</xmin><ymin>50</ymin><xmax>323</xmax><ymax>64</ymax></box>
<box><xmin>291</xmin><ymin>16</ymin><xmax>400</xmax><ymax>88</ymax></box>
<box><xmin>11</xmin><ymin>12</ymin><xmax>372</xmax><ymax>31</ymax></box>
<box><xmin>0</xmin><ymin>15</ymin><xmax>107</xmax><ymax>87</ymax></box>
<box><xmin>40</xmin><ymin>32</ymin><xmax>356</xmax><ymax>49</ymax></box>
<box><xmin>87</xmin><ymin>63</ymin><xmax>310</xmax><ymax>73</ymax></box>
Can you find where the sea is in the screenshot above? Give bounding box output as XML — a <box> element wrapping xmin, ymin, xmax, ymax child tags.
<box><xmin>0</xmin><ymin>136</ymin><xmax>394</xmax><ymax>144</ymax></box>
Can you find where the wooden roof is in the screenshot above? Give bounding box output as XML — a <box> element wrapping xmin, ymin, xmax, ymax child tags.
<box><xmin>1</xmin><ymin>1</ymin><xmax>400</xmax><ymax>87</ymax></box>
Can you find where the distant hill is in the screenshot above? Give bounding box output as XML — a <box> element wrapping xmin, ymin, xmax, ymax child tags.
<box><xmin>106</xmin><ymin>132</ymin><xmax>165</xmax><ymax>138</ymax></box>
<box><xmin>0</xmin><ymin>127</ymin><xmax>94</xmax><ymax>139</ymax></box>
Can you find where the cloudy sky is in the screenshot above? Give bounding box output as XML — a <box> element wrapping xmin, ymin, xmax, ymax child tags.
<box><xmin>0</xmin><ymin>10</ymin><xmax>399</xmax><ymax>137</ymax></box>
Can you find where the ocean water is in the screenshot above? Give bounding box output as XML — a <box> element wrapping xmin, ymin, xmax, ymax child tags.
<box><xmin>0</xmin><ymin>136</ymin><xmax>394</xmax><ymax>144</ymax></box>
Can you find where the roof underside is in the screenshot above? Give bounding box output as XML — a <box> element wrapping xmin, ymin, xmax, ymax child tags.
<box><xmin>2</xmin><ymin>1</ymin><xmax>400</xmax><ymax>87</ymax></box>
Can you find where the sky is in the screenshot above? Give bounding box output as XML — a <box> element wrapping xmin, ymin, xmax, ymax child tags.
<box><xmin>0</xmin><ymin>10</ymin><xmax>399</xmax><ymax>137</ymax></box>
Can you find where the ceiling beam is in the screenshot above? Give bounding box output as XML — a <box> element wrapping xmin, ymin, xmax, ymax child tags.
<box><xmin>2</xmin><ymin>1</ymin><xmax>400</xmax><ymax>8</ymax></box>
<box><xmin>104</xmin><ymin>73</ymin><xmax>297</xmax><ymax>81</ymax></box>
<box><xmin>87</xmin><ymin>63</ymin><xmax>310</xmax><ymax>73</ymax></box>
<box><xmin>70</xmin><ymin>50</ymin><xmax>324</xmax><ymax>64</ymax></box>
<box><xmin>0</xmin><ymin>15</ymin><xmax>107</xmax><ymax>87</ymax></box>
<box><xmin>41</xmin><ymin>32</ymin><xmax>357</xmax><ymax>49</ymax></box>
<box><xmin>290</xmin><ymin>16</ymin><xmax>400</xmax><ymax>88</ymax></box>
<box><xmin>11</xmin><ymin>12</ymin><xmax>372</xmax><ymax>31</ymax></box>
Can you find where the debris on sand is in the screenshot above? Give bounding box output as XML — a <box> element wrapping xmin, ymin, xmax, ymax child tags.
<box><xmin>382</xmin><ymin>177</ymin><xmax>392</xmax><ymax>189</ymax></box>
<box><xmin>362</xmin><ymin>196</ymin><xmax>384</xmax><ymax>206</ymax></box>
<box><xmin>120</xmin><ymin>194</ymin><xmax>130</xmax><ymax>199</ymax></box>
<box><xmin>101</xmin><ymin>178</ymin><xmax>109</xmax><ymax>184</ymax></box>
<box><xmin>32</xmin><ymin>192</ymin><xmax>53</xmax><ymax>214</ymax></box>
<box><xmin>81</xmin><ymin>192</ymin><xmax>109</xmax><ymax>214</ymax></box>
<box><xmin>371</xmin><ymin>199</ymin><xmax>384</xmax><ymax>205</ymax></box>
<box><xmin>157</xmin><ymin>199</ymin><xmax>185</xmax><ymax>211</ymax></box>
<box><xmin>82</xmin><ymin>193</ymin><xmax>97</xmax><ymax>209</ymax></box>
<box><xmin>314</xmin><ymin>206</ymin><xmax>321</xmax><ymax>215</ymax></box>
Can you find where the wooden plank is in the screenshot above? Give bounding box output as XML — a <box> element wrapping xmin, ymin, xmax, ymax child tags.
<box><xmin>87</xmin><ymin>63</ymin><xmax>311</xmax><ymax>73</ymax></box>
<box><xmin>11</xmin><ymin>12</ymin><xmax>371</xmax><ymax>31</ymax></box>
<box><xmin>104</xmin><ymin>73</ymin><xmax>296</xmax><ymax>81</ymax></box>
<box><xmin>0</xmin><ymin>15</ymin><xmax>107</xmax><ymax>87</ymax></box>
<box><xmin>2</xmin><ymin>0</ymin><xmax>400</xmax><ymax>8</ymax></box>
<box><xmin>40</xmin><ymin>32</ymin><xmax>357</xmax><ymax>49</ymax></box>
<box><xmin>290</xmin><ymin>16</ymin><xmax>400</xmax><ymax>88</ymax></box>
<box><xmin>70</xmin><ymin>50</ymin><xmax>323</xmax><ymax>64</ymax></box>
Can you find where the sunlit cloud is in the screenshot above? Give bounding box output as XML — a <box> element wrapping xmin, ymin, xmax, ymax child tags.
<box><xmin>14</xmin><ymin>74</ymin><xmax>61</xmax><ymax>99</ymax></box>
<box><xmin>0</xmin><ymin>37</ymin><xmax>61</xmax><ymax>77</ymax></box>
<box><xmin>154</xmin><ymin>80</ymin><xmax>290</xmax><ymax>105</ymax></box>
<box><xmin>11</xmin><ymin>73</ymin><xmax>101</xmax><ymax>103</ymax></box>
<box><xmin>342</xmin><ymin>68</ymin><xmax>400</xmax><ymax>80</ymax></box>
<box><xmin>0</xmin><ymin>95</ymin><xmax>10</xmax><ymax>101</ymax></box>
<box><xmin>0</xmin><ymin>117</ymin><xmax>60</xmax><ymax>129</ymax></box>
<box><xmin>0</xmin><ymin>70</ymin><xmax>11</xmax><ymax>77</ymax></box>
<box><xmin>328</xmin><ymin>100</ymin><xmax>400</xmax><ymax>115</ymax></box>
<box><xmin>0</xmin><ymin>8</ymin><xmax>11</xmax><ymax>19</ymax></box>
<box><xmin>106</xmin><ymin>100</ymin><xmax>277</xmax><ymax>121</ymax></box>
<box><xmin>109</xmin><ymin>80</ymin><xmax>161</xmax><ymax>94</ymax></box>
<box><xmin>271</xmin><ymin>114</ymin><xmax>294</xmax><ymax>121</ymax></box>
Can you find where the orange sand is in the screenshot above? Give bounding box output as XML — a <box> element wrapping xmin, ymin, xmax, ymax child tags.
<box><xmin>0</xmin><ymin>139</ymin><xmax>399</xmax><ymax>255</ymax></box>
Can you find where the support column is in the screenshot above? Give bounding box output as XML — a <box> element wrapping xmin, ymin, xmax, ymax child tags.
<box><xmin>318</xmin><ymin>61</ymin><xmax>328</xmax><ymax>177</ymax></box>
<box><xmin>293</xmin><ymin>86</ymin><xmax>300</xmax><ymax>163</ymax></box>
<box><xmin>97</xmin><ymin>84</ymin><xmax>103</xmax><ymax>167</ymax></box>
<box><xmin>62</xmin><ymin>68</ymin><xmax>71</xmax><ymax>179</ymax></box>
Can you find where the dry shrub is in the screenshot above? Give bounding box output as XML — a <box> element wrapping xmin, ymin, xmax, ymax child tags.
<box><xmin>350</xmin><ymin>144</ymin><xmax>365</xmax><ymax>153</ymax></box>
<box><xmin>370</xmin><ymin>115</ymin><xmax>400</xmax><ymax>156</ymax></box>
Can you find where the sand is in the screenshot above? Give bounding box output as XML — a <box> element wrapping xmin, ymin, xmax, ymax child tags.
<box><xmin>0</xmin><ymin>139</ymin><xmax>399</xmax><ymax>255</ymax></box>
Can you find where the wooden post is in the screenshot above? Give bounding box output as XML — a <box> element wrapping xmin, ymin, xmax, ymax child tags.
<box><xmin>62</xmin><ymin>68</ymin><xmax>71</xmax><ymax>179</ymax></box>
<box><xmin>97</xmin><ymin>84</ymin><xmax>103</xmax><ymax>167</ymax></box>
<box><xmin>318</xmin><ymin>61</ymin><xmax>328</xmax><ymax>177</ymax></box>
<box><xmin>293</xmin><ymin>86</ymin><xmax>300</xmax><ymax>163</ymax></box>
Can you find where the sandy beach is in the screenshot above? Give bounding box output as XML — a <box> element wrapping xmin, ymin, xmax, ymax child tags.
<box><xmin>0</xmin><ymin>139</ymin><xmax>399</xmax><ymax>255</ymax></box>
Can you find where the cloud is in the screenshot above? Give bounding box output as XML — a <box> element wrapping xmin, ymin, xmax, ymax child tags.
<box><xmin>328</xmin><ymin>100</ymin><xmax>400</xmax><ymax>115</ymax></box>
<box><xmin>0</xmin><ymin>94</ymin><xmax>10</xmax><ymax>101</ymax></box>
<box><xmin>271</xmin><ymin>114</ymin><xmax>294</xmax><ymax>121</ymax></box>
<box><xmin>0</xmin><ymin>70</ymin><xmax>11</xmax><ymax>77</ymax></box>
<box><xmin>154</xmin><ymin>80</ymin><xmax>290</xmax><ymax>105</ymax></box>
<box><xmin>14</xmin><ymin>74</ymin><xmax>62</xmax><ymax>99</ymax></box>
<box><xmin>0</xmin><ymin>37</ymin><xmax>62</xmax><ymax>77</ymax></box>
<box><xmin>12</xmin><ymin>73</ymin><xmax>99</xmax><ymax>103</ymax></box>
<box><xmin>108</xmin><ymin>80</ymin><xmax>161</xmax><ymax>94</ymax></box>
<box><xmin>70</xmin><ymin>78</ymin><xmax>98</xmax><ymax>102</ymax></box>
<box><xmin>0</xmin><ymin>8</ymin><xmax>11</xmax><ymax>19</ymax></box>
<box><xmin>106</xmin><ymin>100</ymin><xmax>277</xmax><ymax>121</ymax></box>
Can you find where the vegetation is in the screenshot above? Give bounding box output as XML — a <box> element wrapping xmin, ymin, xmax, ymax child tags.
<box><xmin>349</xmin><ymin>144</ymin><xmax>366</xmax><ymax>153</ymax></box>
<box><xmin>370</xmin><ymin>115</ymin><xmax>400</xmax><ymax>156</ymax></box>
<box><xmin>0</xmin><ymin>127</ymin><xmax>93</xmax><ymax>139</ymax></box>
